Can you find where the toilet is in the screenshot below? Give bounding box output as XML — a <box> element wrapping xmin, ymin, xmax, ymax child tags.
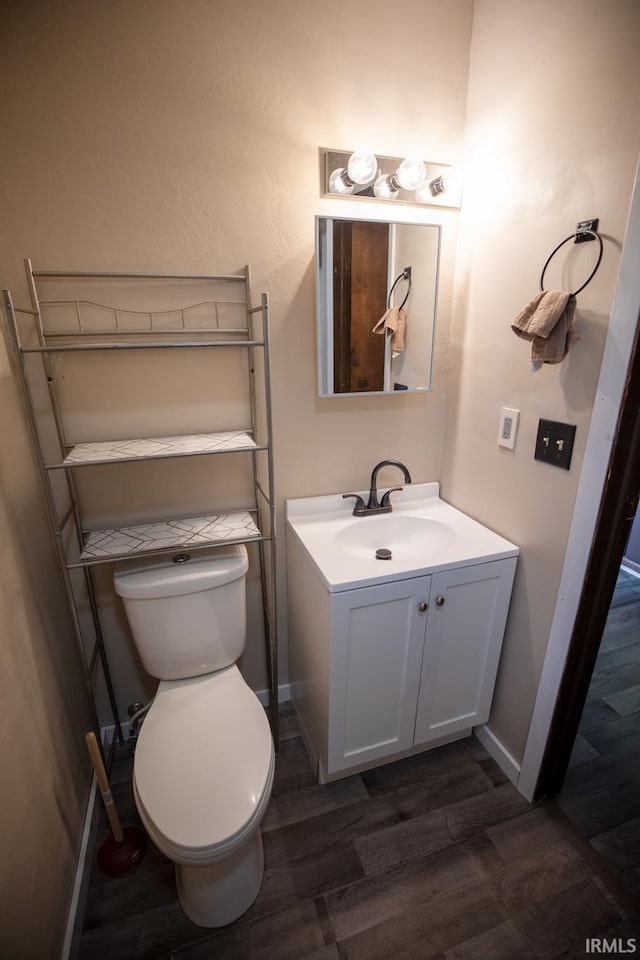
<box><xmin>113</xmin><ymin>543</ymin><xmax>275</xmax><ymax>928</ymax></box>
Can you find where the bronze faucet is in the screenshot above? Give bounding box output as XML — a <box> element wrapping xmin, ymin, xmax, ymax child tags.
<box><xmin>343</xmin><ymin>460</ymin><xmax>412</xmax><ymax>516</ymax></box>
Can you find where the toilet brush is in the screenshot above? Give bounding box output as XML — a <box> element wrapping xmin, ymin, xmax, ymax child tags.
<box><xmin>85</xmin><ymin>731</ymin><xmax>146</xmax><ymax>877</ymax></box>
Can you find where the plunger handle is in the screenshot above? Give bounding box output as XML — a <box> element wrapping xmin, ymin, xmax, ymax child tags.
<box><xmin>85</xmin><ymin>731</ymin><xmax>124</xmax><ymax>844</ymax></box>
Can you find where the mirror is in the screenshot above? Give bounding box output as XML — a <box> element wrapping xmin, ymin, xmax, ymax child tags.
<box><xmin>316</xmin><ymin>216</ymin><xmax>441</xmax><ymax>395</ymax></box>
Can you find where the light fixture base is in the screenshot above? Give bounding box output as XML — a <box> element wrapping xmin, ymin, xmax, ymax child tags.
<box><xmin>322</xmin><ymin>149</ymin><xmax>462</xmax><ymax>210</ymax></box>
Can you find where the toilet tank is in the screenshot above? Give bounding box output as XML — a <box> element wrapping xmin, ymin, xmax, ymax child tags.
<box><xmin>114</xmin><ymin>544</ymin><xmax>249</xmax><ymax>680</ymax></box>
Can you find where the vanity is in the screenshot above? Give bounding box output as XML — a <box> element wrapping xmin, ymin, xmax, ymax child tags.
<box><xmin>286</xmin><ymin>482</ymin><xmax>518</xmax><ymax>783</ymax></box>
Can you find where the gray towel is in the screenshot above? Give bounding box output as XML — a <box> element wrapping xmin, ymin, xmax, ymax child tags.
<box><xmin>511</xmin><ymin>290</ymin><xmax>578</xmax><ymax>372</ymax></box>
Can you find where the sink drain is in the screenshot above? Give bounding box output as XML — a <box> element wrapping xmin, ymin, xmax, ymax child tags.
<box><xmin>375</xmin><ymin>548</ymin><xmax>392</xmax><ymax>560</ymax></box>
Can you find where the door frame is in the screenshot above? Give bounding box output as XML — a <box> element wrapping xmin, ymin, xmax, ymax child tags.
<box><xmin>536</xmin><ymin>306</ymin><xmax>640</xmax><ymax>798</ymax></box>
<box><xmin>518</xmin><ymin>164</ymin><xmax>640</xmax><ymax>801</ymax></box>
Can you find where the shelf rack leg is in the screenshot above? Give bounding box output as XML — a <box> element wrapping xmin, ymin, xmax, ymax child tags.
<box><xmin>2</xmin><ymin>285</ymin><xmax>123</xmax><ymax>755</ymax></box>
<box><xmin>83</xmin><ymin>566</ymin><xmax>124</xmax><ymax>744</ymax></box>
<box><xmin>248</xmin><ymin>282</ymin><xmax>279</xmax><ymax>748</ymax></box>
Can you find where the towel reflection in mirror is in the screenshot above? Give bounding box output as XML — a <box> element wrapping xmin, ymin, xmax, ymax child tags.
<box><xmin>372</xmin><ymin>266</ymin><xmax>411</xmax><ymax>357</ymax></box>
<box><xmin>372</xmin><ymin>305</ymin><xmax>407</xmax><ymax>357</ymax></box>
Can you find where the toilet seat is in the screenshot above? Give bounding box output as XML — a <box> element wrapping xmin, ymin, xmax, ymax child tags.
<box><xmin>133</xmin><ymin>665</ymin><xmax>274</xmax><ymax>865</ymax></box>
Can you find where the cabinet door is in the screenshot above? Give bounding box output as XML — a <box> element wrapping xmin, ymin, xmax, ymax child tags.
<box><xmin>328</xmin><ymin>576</ymin><xmax>431</xmax><ymax>774</ymax></box>
<box><xmin>414</xmin><ymin>558</ymin><xmax>517</xmax><ymax>745</ymax></box>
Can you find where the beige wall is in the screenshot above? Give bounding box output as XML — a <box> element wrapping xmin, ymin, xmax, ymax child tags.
<box><xmin>442</xmin><ymin>0</ymin><xmax>640</xmax><ymax>761</ymax></box>
<box><xmin>0</xmin><ymin>358</ymin><xmax>92</xmax><ymax>956</ymax></box>
<box><xmin>0</xmin><ymin>0</ymin><xmax>474</xmax><ymax>713</ymax></box>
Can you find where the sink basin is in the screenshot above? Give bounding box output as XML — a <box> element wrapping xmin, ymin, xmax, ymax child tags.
<box><xmin>334</xmin><ymin>515</ymin><xmax>455</xmax><ymax>561</ymax></box>
<box><xmin>285</xmin><ymin>482</ymin><xmax>519</xmax><ymax>592</ymax></box>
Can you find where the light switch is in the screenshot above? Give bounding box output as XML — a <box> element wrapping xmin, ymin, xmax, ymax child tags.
<box><xmin>534</xmin><ymin>419</ymin><xmax>576</xmax><ymax>470</ymax></box>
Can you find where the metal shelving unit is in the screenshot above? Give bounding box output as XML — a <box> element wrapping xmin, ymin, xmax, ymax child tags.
<box><xmin>1</xmin><ymin>261</ymin><xmax>279</xmax><ymax>753</ymax></box>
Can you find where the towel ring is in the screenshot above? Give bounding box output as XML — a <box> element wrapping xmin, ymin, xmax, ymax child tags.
<box><xmin>540</xmin><ymin>230</ymin><xmax>603</xmax><ymax>297</ymax></box>
<box><xmin>387</xmin><ymin>267</ymin><xmax>412</xmax><ymax>310</ymax></box>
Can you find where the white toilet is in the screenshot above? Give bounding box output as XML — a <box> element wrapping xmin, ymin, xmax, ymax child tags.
<box><xmin>113</xmin><ymin>543</ymin><xmax>275</xmax><ymax>928</ymax></box>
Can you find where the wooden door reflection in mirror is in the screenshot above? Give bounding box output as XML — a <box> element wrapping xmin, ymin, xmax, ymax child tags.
<box><xmin>333</xmin><ymin>220</ymin><xmax>389</xmax><ymax>393</ymax></box>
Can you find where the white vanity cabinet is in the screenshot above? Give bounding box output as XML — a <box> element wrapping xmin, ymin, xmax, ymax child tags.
<box><xmin>286</xmin><ymin>486</ymin><xmax>518</xmax><ymax>783</ymax></box>
<box><xmin>329</xmin><ymin>575</ymin><xmax>431</xmax><ymax>773</ymax></box>
<box><xmin>412</xmin><ymin>559</ymin><xmax>516</xmax><ymax>746</ymax></box>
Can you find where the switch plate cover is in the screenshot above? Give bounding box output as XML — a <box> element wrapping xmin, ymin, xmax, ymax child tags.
<box><xmin>534</xmin><ymin>419</ymin><xmax>576</xmax><ymax>470</ymax></box>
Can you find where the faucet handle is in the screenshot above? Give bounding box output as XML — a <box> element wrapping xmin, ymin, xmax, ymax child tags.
<box><xmin>343</xmin><ymin>493</ymin><xmax>366</xmax><ymax>515</ymax></box>
<box><xmin>380</xmin><ymin>487</ymin><xmax>403</xmax><ymax>509</ymax></box>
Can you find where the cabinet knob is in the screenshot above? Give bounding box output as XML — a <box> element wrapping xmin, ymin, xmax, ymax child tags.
<box><xmin>418</xmin><ymin>602</ymin><xmax>428</xmax><ymax>613</ymax></box>
<box><xmin>435</xmin><ymin>596</ymin><xmax>446</xmax><ymax>607</ymax></box>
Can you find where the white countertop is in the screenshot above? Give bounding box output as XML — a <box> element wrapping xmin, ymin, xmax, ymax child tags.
<box><xmin>286</xmin><ymin>482</ymin><xmax>519</xmax><ymax>592</ymax></box>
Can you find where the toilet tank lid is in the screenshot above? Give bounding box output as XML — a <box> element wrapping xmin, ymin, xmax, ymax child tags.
<box><xmin>114</xmin><ymin>543</ymin><xmax>248</xmax><ymax>599</ymax></box>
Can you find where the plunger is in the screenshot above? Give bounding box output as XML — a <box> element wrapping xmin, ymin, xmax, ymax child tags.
<box><xmin>85</xmin><ymin>731</ymin><xmax>146</xmax><ymax>877</ymax></box>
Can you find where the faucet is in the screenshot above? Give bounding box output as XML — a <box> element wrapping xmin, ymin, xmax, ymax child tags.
<box><xmin>343</xmin><ymin>459</ymin><xmax>412</xmax><ymax>516</ymax></box>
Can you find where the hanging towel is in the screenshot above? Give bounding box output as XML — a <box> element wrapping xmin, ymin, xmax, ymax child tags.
<box><xmin>511</xmin><ymin>290</ymin><xmax>578</xmax><ymax>372</ymax></box>
<box><xmin>372</xmin><ymin>306</ymin><xmax>406</xmax><ymax>357</ymax></box>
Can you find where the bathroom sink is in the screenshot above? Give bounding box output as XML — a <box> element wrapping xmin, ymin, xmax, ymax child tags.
<box><xmin>286</xmin><ymin>482</ymin><xmax>519</xmax><ymax>592</ymax></box>
<box><xmin>334</xmin><ymin>515</ymin><xmax>455</xmax><ymax>561</ymax></box>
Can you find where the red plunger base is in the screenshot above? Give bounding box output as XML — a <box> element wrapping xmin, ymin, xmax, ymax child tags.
<box><xmin>96</xmin><ymin>826</ymin><xmax>147</xmax><ymax>877</ymax></box>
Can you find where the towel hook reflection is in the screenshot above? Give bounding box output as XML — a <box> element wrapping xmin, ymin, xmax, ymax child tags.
<box><xmin>387</xmin><ymin>266</ymin><xmax>412</xmax><ymax>310</ymax></box>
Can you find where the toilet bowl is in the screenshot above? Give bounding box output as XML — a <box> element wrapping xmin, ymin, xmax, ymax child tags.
<box><xmin>133</xmin><ymin>667</ymin><xmax>275</xmax><ymax>926</ymax></box>
<box><xmin>114</xmin><ymin>544</ymin><xmax>274</xmax><ymax>927</ymax></box>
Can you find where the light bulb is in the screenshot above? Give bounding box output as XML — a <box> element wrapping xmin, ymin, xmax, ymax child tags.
<box><xmin>347</xmin><ymin>149</ymin><xmax>377</xmax><ymax>185</ymax></box>
<box><xmin>374</xmin><ymin>158</ymin><xmax>426</xmax><ymax>199</ymax></box>
<box><xmin>328</xmin><ymin>167</ymin><xmax>355</xmax><ymax>195</ymax></box>
<box><xmin>428</xmin><ymin>166</ymin><xmax>463</xmax><ymax>197</ymax></box>
<box><xmin>373</xmin><ymin>174</ymin><xmax>399</xmax><ymax>200</ymax></box>
<box><xmin>395</xmin><ymin>158</ymin><xmax>426</xmax><ymax>191</ymax></box>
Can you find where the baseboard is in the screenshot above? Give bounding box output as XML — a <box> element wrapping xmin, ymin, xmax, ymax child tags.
<box><xmin>473</xmin><ymin>723</ymin><xmax>521</xmax><ymax>788</ymax></box>
<box><xmin>254</xmin><ymin>681</ymin><xmax>292</xmax><ymax>708</ymax></box>
<box><xmin>61</xmin><ymin>773</ymin><xmax>98</xmax><ymax>960</ymax></box>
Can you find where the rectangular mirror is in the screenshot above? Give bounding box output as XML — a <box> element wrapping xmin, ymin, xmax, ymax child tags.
<box><xmin>316</xmin><ymin>216</ymin><xmax>441</xmax><ymax>396</ymax></box>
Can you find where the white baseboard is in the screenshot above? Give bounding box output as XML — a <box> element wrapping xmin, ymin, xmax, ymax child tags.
<box><xmin>254</xmin><ymin>681</ymin><xmax>292</xmax><ymax>707</ymax></box>
<box><xmin>473</xmin><ymin>723</ymin><xmax>521</xmax><ymax>787</ymax></box>
<box><xmin>61</xmin><ymin>774</ymin><xmax>98</xmax><ymax>960</ymax></box>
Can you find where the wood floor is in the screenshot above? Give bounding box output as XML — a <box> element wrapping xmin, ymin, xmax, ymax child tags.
<box><xmin>76</xmin><ymin>703</ymin><xmax>639</xmax><ymax>960</ymax></box>
<box><xmin>557</xmin><ymin>565</ymin><xmax>640</xmax><ymax>907</ymax></box>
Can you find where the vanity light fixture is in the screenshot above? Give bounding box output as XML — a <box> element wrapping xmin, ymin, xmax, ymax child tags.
<box><xmin>323</xmin><ymin>149</ymin><xmax>463</xmax><ymax>209</ymax></box>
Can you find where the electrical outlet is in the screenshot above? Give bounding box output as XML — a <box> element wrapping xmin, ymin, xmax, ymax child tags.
<box><xmin>498</xmin><ymin>407</ymin><xmax>519</xmax><ymax>449</ymax></box>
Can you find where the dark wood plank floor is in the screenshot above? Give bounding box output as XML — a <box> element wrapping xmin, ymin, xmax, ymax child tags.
<box><xmin>557</xmin><ymin>566</ymin><xmax>640</xmax><ymax>907</ymax></box>
<box><xmin>76</xmin><ymin>702</ymin><xmax>639</xmax><ymax>960</ymax></box>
